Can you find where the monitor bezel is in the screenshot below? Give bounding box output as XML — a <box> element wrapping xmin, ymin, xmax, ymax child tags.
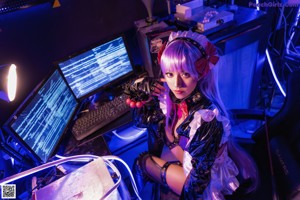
<box><xmin>2</xmin><ymin>68</ymin><xmax>80</xmax><ymax>165</ymax></box>
<box><xmin>54</xmin><ymin>34</ymin><xmax>136</xmax><ymax>101</ymax></box>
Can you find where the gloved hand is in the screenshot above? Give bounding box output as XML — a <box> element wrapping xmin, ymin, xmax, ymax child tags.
<box><xmin>124</xmin><ymin>77</ymin><xmax>165</xmax><ymax>108</ymax></box>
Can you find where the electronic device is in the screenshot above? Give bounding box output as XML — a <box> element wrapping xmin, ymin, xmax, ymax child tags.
<box><xmin>3</xmin><ymin>69</ymin><xmax>79</xmax><ymax>164</ymax></box>
<box><xmin>134</xmin><ymin>20</ymin><xmax>177</xmax><ymax>77</ymax></box>
<box><xmin>56</xmin><ymin>36</ymin><xmax>135</xmax><ymax>101</ymax></box>
<box><xmin>176</xmin><ymin>0</ymin><xmax>204</xmax><ymax>18</ymax></box>
<box><xmin>174</xmin><ymin>6</ymin><xmax>234</xmax><ymax>33</ymax></box>
<box><xmin>71</xmin><ymin>93</ymin><xmax>130</xmax><ymax>141</ymax></box>
<box><xmin>196</xmin><ymin>9</ymin><xmax>234</xmax><ymax>32</ymax></box>
<box><xmin>3</xmin><ymin>35</ymin><xmax>136</xmax><ymax>164</ymax></box>
<box><xmin>34</xmin><ymin>157</ymin><xmax>119</xmax><ymax>200</ymax></box>
<box><xmin>56</xmin><ymin>35</ymin><xmax>135</xmax><ymax>140</ymax></box>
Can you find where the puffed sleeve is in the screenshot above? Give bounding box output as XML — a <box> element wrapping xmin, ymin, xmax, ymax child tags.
<box><xmin>180</xmin><ymin>118</ymin><xmax>223</xmax><ymax>199</ymax></box>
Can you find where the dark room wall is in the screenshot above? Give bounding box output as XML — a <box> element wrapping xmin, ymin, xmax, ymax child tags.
<box><xmin>0</xmin><ymin>0</ymin><xmax>168</xmax><ymax>124</ymax></box>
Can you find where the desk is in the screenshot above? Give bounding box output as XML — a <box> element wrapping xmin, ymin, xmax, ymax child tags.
<box><xmin>203</xmin><ymin>6</ymin><xmax>268</xmax><ymax>54</ymax></box>
<box><xmin>61</xmin><ymin>112</ymin><xmax>147</xmax><ymax>188</ymax></box>
<box><xmin>61</xmin><ymin>111</ymin><xmax>134</xmax><ymax>157</ymax></box>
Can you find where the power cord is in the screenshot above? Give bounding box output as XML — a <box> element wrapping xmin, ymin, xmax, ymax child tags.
<box><xmin>111</xmin><ymin>126</ymin><xmax>147</xmax><ymax>140</ymax></box>
<box><xmin>263</xmin><ymin>96</ymin><xmax>280</xmax><ymax>200</ymax></box>
<box><xmin>102</xmin><ymin>155</ymin><xmax>142</xmax><ymax>200</ymax></box>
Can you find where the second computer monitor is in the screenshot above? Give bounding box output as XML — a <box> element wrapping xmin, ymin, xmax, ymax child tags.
<box><xmin>3</xmin><ymin>69</ymin><xmax>79</xmax><ymax>164</ymax></box>
<box><xmin>57</xmin><ymin>36</ymin><xmax>134</xmax><ymax>100</ymax></box>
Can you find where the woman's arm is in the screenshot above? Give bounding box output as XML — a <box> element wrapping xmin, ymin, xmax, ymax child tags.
<box><xmin>124</xmin><ymin>76</ymin><xmax>166</xmax><ymax>156</ymax></box>
<box><xmin>164</xmin><ymin>127</ymin><xmax>185</xmax><ymax>163</ymax></box>
<box><xmin>123</xmin><ymin>76</ymin><xmax>165</xmax><ymax>126</ymax></box>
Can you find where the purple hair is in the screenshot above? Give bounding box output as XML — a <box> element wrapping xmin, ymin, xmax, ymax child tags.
<box><xmin>160</xmin><ymin>30</ymin><xmax>259</xmax><ymax>193</ymax></box>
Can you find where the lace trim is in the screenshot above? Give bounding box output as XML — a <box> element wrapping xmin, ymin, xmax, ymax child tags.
<box><xmin>183</xmin><ymin>147</ymin><xmax>239</xmax><ymax>200</ymax></box>
<box><xmin>203</xmin><ymin>146</ymin><xmax>239</xmax><ymax>199</ymax></box>
<box><xmin>188</xmin><ymin>108</ymin><xmax>231</xmax><ymax>148</ymax></box>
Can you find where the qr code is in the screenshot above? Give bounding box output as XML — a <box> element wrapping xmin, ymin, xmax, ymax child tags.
<box><xmin>1</xmin><ymin>184</ymin><xmax>16</xmax><ymax>199</ymax></box>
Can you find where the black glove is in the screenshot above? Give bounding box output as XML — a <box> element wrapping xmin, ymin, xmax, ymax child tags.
<box><xmin>123</xmin><ymin>77</ymin><xmax>162</xmax><ymax>108</ymax></box>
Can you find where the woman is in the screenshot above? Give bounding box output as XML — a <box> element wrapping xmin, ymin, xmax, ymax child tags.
<box><xmin>124</xmin><ymin>30</ymin><xmax>258</xmax><ymax>199</ymax></box>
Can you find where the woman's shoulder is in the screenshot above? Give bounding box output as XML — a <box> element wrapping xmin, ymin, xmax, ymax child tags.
<box><xmin>187</xmin><ymin>105</ymin><xmax>231</xmax><ymax>148</ymax></box>
<box><xmin>194</xmin><ymin>104</ymin><xmax>219</xmax><ymax>122</ymax></box>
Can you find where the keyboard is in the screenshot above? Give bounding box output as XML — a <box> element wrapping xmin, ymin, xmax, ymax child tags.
<box><xmin>72</xmin><ymin>93</ymin><xmax>131</xmax><ymax>140</ymax></box>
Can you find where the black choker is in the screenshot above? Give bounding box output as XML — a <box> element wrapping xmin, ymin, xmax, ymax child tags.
<box><xmin>169</xmin><ymin>88</ymin><xmax>202</xmax><ymax>104</ymax></box>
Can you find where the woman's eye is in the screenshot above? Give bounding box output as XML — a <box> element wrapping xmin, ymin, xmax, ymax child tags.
<box><xmin>165</xmin><ymin>72</ymin><xmax>173</xmax><ymax>77</ymax></box>
<box><xmin>182</xmin><ymin>73</ymin><xmax>190</xmax><ymax>78</ymax></box>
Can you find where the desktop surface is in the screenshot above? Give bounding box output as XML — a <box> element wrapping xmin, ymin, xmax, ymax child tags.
<box><xmin>61</xmin><ymin>110</ymin><xmax>133</xmax><ymax>158</ymax></box>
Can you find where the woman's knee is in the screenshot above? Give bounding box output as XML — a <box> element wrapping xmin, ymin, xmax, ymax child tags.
<box><xmin>165</xmin><ymin>164</ymin><xmax>186</xmax><ymax>195</ymax></box>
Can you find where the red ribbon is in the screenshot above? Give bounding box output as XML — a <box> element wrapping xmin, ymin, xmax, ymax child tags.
<box><xmin>206</xmin><ymin>42</ymin><xmax>219</xmax><ymax>64</ymax></box>
<box><xmin>177</xmin><ymin>101</ymin><xmax>188</xmax><ymax>119</ymax></box>
<box><xmin>195</xmin><ymin>42</ymin><xmax>219</xmax><ymax>77</ymax></box>
<box><xmin>157</xmin><ymin>42</ymin><xmax>166</xmax><ymax>65</ymax></box>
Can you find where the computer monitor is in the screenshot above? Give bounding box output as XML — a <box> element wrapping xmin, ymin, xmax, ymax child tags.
<box><xmin>3</xmin><ymin>69</ymin><xmax>79</xmax><ymax>164</ymax></box>
<box><xmin>57</xmin><ymin>36</ymin><xmax>135</xmax><ymax>100</ymax></box>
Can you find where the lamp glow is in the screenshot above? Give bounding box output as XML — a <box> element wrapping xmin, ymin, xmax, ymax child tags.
<box><xmin>0</xmin><ymin>64</ymin><xmax>17</xmax><ymax>102</ymax></box>
<box><xmin>7</xmin><ymin>64</ymin><xmax>17</xmax><ymax>101</ymax></box>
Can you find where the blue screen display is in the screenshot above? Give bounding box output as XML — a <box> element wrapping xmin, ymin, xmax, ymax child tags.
<box><xmin>58</xmin><ymin>36</ymin><xmax>134</xmax><ymax>99</ymax></box>
<box><xmin>8</xmin><ymin>70</ymin><xmax>78</xmax><ymax>163</ymax></box>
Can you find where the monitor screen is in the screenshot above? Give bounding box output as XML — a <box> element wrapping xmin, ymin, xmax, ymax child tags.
<box><xmin>3</xmin><ymin>69</ymin><xmax>79</xmax><ymax>164</ymax></box>
<box><xmin>57</xmin><ymin>36</ymin><xmax>134</xmax><ymax>100</ymax></box>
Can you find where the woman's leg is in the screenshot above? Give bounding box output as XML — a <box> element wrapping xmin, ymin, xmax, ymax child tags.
<box><xmin>154</xmin><ymin>156</ymin><xmax>186</xmax><ymax>195</ymax></box>
<box><xmin>141</xmin><ymin>154</ymin><xmax>186</xmax><ymax>195</ymax></box>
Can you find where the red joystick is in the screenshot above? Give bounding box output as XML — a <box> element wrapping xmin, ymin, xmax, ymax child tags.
<box><xmin>126</xmin><ymin>98</ymin><xmax>132</xmax><ymax>105</ymax></box>
<box><xmin>126</xmin><ymin>98</ymin><xmax>144</xmax><ymax>108</ymax></box>
<box><xmin>136</xmin><ymin>101</ymin><xmax>144</xmax><ymax>108</ymax></box>
<box><xmin>130</xmin><ymin>101</ymin><xmax>136</xmax><ymax>108</ymax></box>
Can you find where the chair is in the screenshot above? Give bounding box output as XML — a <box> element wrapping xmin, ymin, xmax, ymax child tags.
<box><xmin>232</xmin><ymin>69</ymin><xmax>300</xmax><ymax>200</ymax></box>
<box><xmin>252</xmin><ymin>69</ymin><xmax>300</xmax><ymax>144</ymax></box>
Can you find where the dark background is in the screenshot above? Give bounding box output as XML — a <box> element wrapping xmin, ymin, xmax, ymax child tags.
<box><xmin>1</xmin><ymin>0</ymin><xmax>295</xmax><ymax>125</ymax></box>
<box><xmin>0</xmin><ymin>0</ymin><xmax>169</xmax><ymax>124</ymax></box>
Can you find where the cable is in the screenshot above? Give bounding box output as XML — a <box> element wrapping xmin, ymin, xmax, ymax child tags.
<box><xmin>266</xmin><ymin>49</ymin><xmax>286</xmax><ymax>97</ymax></box>
<box><xmin>54</xmin><ymin>154</ymin><xmax>122</xmax><ymax>200</ymax></box>
<box><xmin>263</xmin><ymin>102</ymin><xmax>279</xmax><ymax>200</ymax></box>
<box><xmin>258</xmin><ymin>4</ymin><xmax>300</xmax><ymax>98</ymax></box>
<box><xmin>100</xmin><ymin>158</ymin><xmax>122</xmax><ymax>200</ymax></box>
<box><xmin>276</xmin><ymin>6</ymin><xmax>285</xmax><ymax>30</ymax></box>
<box><xmin>102</xmin><ymin>155</ymin><xmax>142</xmax><ymax>200</ymax></box>
<box><xmin>112</xmin><ymin>126</ymin><xmax>146</xmax><ymax>140</ymax></box>
<box><xmin>255</xmin><ymin>2</ymin><xmax>284</xmax><ymax>200</ymax></box>
<box><xmin>254</xmin><ymin>4</ymin><xmax>287</xmax><ymax>97</ymax></box>
<box><xmin>287</xmin><ymin>7</ymin><xmax>300</xmax><ymax>56</ymax></box>
<box><xmin>0</xmin><ymin>154</ymin><xmax>98</xmax><ymax>186</ymax></box>
<box><xmin>0</xmin><ymin>154</ymin><xmax>142</xmax><ymax>199</ymax></box>
<box><xmin>267</xmin><ymin>31</ymin><xmax>281</xmax><ymax>56</ymax></box>
<box><xmin>282</xmin><ymin>7</ymin><xmax>288</xmax><ymax>60</ymax></box>
<box><xmin>55</xmin><ymin>154</ymin><xmax>142</xmax><ymax>200</ymax></box>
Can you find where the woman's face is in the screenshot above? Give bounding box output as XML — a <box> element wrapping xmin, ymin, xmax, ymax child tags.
<box><xmin>164</xmin><ymin>70</ymin><xmax>198</xmax><ymax>99</ymax></box>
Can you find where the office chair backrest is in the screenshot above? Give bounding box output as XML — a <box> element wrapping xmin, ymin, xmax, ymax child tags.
<box><xmin>252</xmin><ymin>69</ymin><xmax>300</xmax><ymax>143</ymax></box>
